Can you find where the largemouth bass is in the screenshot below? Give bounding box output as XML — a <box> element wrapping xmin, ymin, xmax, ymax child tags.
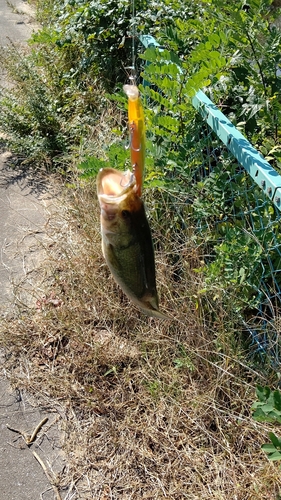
<box><xmin>97</xmin><ymin>167</ymin><xmax>169</xmax><ymax>319</ymax></box>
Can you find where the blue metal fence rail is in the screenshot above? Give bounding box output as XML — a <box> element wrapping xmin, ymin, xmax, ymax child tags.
<box><xmin>139</xmin><ymin>34</ymin><xmax>281</xmax><ymax>212</ymax></box>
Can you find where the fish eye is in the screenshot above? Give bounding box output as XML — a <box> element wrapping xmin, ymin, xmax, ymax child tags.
<box><xmin>121</xmin><ymin>209</ymin><xmax>131</xmax><ymax>219</ymax></box>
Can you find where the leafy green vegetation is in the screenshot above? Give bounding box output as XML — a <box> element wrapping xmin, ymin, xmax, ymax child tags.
<box><xmin>253</xmin><ymin>386</ymin><xmax>281</xmax><ymax>465</ymax></box>
<box><xmin>0</xmin><ymin>0</ymin><xmax>204</xmax><ymax>167</ymax></box>
<box><xmin>138</xmin><ymin>0</ymin><xmax>281</xmax><ymax>336</ymax></box>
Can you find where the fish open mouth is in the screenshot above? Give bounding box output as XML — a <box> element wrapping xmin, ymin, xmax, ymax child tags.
<box><xmin>97</xmin><ymin>168</ymin><xmax>139</xmax><ymax>221</ymax></box>
<box><xmin>97</xmin><ymin>168</ymin><xmax>135</xmax><ymax>203</ymax></box>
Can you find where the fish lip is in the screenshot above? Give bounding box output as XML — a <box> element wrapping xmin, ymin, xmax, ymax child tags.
<box><xmin>98</xmin><ymin>191</ymin><xmax>130</xmax><ymax>205</ymax></box>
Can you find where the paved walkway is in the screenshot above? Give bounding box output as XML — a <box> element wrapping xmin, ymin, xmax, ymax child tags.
<box><xmin>0</xmin><ymin>1</ymin><xmax>67</xmax><ymax>498</ymax></box>
<box><xmin>0</xmin><ymin>152</ymin><xmax>50</xmax><ymax>309</ymax></box>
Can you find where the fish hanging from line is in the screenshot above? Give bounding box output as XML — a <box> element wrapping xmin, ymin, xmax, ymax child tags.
<box><xmin>96</xmin><ymin>167</ymin><xmax>169</xmax><ymax>319</ymax></box>
<box><xmin>96</xmin><ymin>84</ymin><xmax>170</xmax><ymax>319</ymax></box>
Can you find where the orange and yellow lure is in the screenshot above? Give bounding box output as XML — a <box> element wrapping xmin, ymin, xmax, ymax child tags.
<box><xmin>123</xmin><ymin>84</ymin><xmax>145</xmax><ymax>197</ymax></box>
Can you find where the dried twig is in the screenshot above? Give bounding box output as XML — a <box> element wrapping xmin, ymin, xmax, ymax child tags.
<box><xmin>28</xmin><ymin>417</ymin><xmax>49</xmax><ymax>444</ymax></box>
<box><xmin>6</xmin><ymin>416</ymin><xmax>48</xmax><ymax>445</ymax></box>
<box><xmin>32</xmin><ymin>450</ymin><xmax>62</xmax><ymax>500</ymax></box>
<box><xmin>7</xmin><ymin>417</ymin><xmax>62</xmax><ymax>498</ymax></box>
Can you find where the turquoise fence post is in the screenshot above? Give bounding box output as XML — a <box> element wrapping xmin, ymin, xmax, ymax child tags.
<box><xmin>192</xmin><ymin>90</ymin><xmax>281</xmax><ymax>212</ymax></box>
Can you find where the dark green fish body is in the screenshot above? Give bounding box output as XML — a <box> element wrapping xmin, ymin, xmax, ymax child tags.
<box><xmin>97</xmin><ymin>168</ymin><xmax>169</xmax><ymax>319</ymax></box>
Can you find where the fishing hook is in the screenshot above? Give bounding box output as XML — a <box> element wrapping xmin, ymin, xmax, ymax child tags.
<box><xmin>120</xmin><ymin>169</ymin><xmax>135</xmax><ymax>188</ymax></box>
<box><xmin>125</xmin><ymin>122</ymin><xmax>142</xmax><ymax>152</ymax></box>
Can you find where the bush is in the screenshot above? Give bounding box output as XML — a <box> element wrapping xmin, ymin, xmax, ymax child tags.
<box><xmin>0</xmin><ymin>0</ymin><xmax>203</xmax><ymax>168</ymax></box>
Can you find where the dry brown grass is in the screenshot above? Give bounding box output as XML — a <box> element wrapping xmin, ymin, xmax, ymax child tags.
<box><xmin>1</xmin><ymin>181</ymin><xmax>281</xmax><ymax>499</ymax></box>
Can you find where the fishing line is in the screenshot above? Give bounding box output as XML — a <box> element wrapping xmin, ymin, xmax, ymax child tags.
<box><xmin>124</xmin><ymin>0</ymin><xmax>137</xmax><ymax>85</ymax></box>
<box><xmin>121</xmin><ymin>0</ymin><xmax>138</xmax><ymax>189</ymax></box>
<box><xmin>131</xmin><ymin>0</ymin><xmax>136</xmax><ymax>82</ymax></box>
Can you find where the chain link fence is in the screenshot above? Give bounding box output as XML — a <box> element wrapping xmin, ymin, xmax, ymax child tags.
<box><xmin>140</xmin><ymin>35</ymin><xmax>281</xmax><ymax>368</ymax></box>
